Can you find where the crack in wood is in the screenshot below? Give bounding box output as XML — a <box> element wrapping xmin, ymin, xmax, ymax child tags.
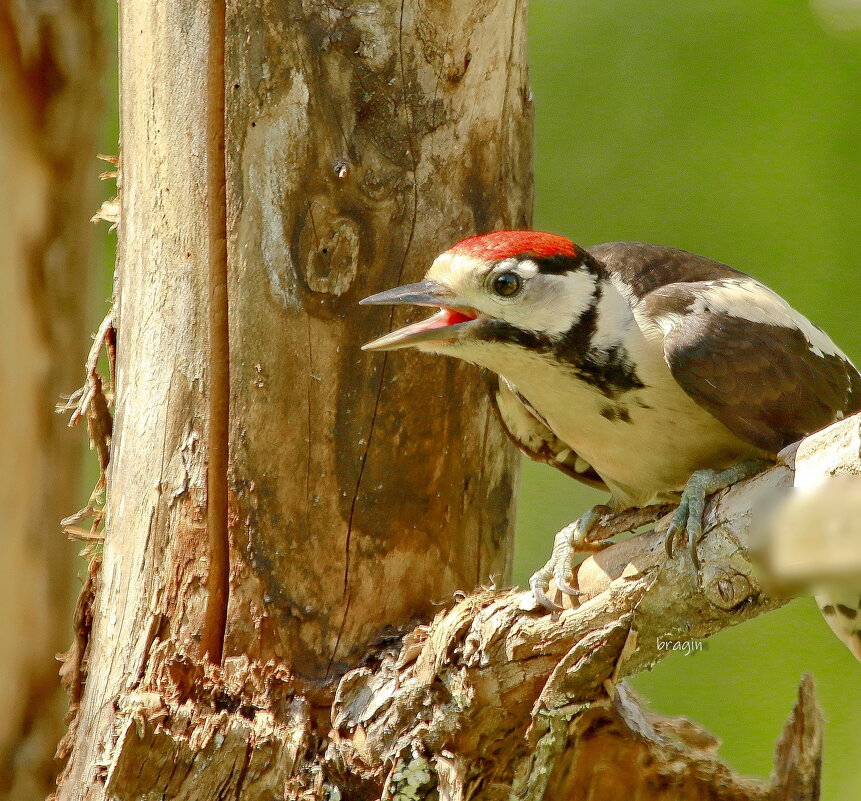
<box><xmin>202</xmin><ymin>0</ymin><xmax>230</xmax><ymax>666</ymax></box>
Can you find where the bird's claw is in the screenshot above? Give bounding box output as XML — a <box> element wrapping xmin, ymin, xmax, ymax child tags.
<box><xmin>528</xmin><ymin>570</ymin><xmax>561</xmax><ymax>611</ymax></box>
<box><xmin>554</xmin><ymin>574</ymin><xmax>581</xmax><ymax>597</ymax></box>
<box><xmin>664</xmin><ymin>476</ymin><xmax>707</xmax><ymax>571</ymax></box>
<box><xmin>664</xmin><ymin>460</ymin><xmax>768</xmax><ymax>572</ymax></box>
<box><xmin>529</xmin><ymin>507</ymin><xmax>609</xmax><ymax>611</ymax></box>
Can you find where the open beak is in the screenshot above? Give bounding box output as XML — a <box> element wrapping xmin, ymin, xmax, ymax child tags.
<box><xmin>360</xmin><ymin>280</ymin><xmax>478</xmax><ymax>352</ymax></box>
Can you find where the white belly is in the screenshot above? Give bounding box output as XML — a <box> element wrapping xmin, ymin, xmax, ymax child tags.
<box><xmin>496</xmin><ymin>345</ymin><xmax>763</xmax><ymax>507</ymax></box>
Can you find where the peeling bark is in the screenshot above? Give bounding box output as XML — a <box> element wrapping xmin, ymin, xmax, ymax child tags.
<box><xmin>0</xmin><ymin>1</ymin><xmax>102</xmax><ymax>798</ymax></box>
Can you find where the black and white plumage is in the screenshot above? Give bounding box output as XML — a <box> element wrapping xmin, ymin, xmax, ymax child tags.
<box><xmin>361</xmin><ymin>231</ymin><xmax>861</xmax><ymax>657</ymax></box>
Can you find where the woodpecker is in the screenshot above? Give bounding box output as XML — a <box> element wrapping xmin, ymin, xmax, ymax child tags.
<box><xmin>361</xmin><ymin>230</ymin><xmax>861</xmax><ymax>657</ymax></box>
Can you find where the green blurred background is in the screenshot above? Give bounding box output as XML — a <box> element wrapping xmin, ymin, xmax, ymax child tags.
<box><xmin>92</xmin><ymin>0</ymin><xmax>861</xmax><ymax>795</ymax></box>
<box><xmin>516</xmin><ymin>0</ymin><xmax>861</xmax><ymax>797</ymax></box>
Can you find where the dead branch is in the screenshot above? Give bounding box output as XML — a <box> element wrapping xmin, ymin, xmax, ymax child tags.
<box><xmin>324</xmin><ymin>415</ymin><xmax>861</xmax><ymax>799</ymax></box>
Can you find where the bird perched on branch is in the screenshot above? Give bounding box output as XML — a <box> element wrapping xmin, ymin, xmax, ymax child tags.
<box><xmin>361</xmin><ymin>230</ymin><xmax>861</xmax><ymax>656</ymax></box>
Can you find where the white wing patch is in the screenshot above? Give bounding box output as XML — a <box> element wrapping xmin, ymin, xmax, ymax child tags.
<box><xmin>690</xmin><ymin>278</ymin><xmax>847</xmax><ymax>359</ymax></box>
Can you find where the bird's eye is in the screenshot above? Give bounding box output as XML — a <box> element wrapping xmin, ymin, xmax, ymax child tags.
<box><xmin>491</xmin><ymin>271</ymin><xmax>522</xmax><ymax>298</ymax></box>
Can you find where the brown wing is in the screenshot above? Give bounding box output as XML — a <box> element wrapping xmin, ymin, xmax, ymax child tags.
<box><xmin>588</xmin><ymin>243</ymin><xmax>861</xmax><ymax>452</ymax></box>
<box><xmin>658</xmin><ymin>294</ymin><xmax>861</xmax><ymax>453</ymax></box>
<box><xmin>486</xmin><ymin>373</ymin><xmax>608</xmax><ymax>490</ymax></box>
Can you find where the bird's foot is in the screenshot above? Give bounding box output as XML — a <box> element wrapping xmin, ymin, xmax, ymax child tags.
<box><xmin>529</xmin><ymin>505</ymin><xmax>613</xmax><ymax>611</ymax></box>
<box><xmin>664</xmin><ymin>460</ymin><xmax>769</xmax><ymax>570</ymax></box>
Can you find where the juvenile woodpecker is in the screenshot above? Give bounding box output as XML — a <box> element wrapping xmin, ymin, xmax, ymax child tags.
<box><xmin>361</xmin><ymin>231</ymin><xmax>861</xmax><ymax>656</ymax></box>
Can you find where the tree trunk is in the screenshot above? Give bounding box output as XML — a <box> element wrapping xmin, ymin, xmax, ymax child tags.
<box><xmin>0</xmin><ymin>3</ymin><xmax>102</xmax><ymax>798</ymax></box>
<box><xmin>56</xmin><ymin>1</ymin><xmax>528</xmax><ymax>798</ymax></box>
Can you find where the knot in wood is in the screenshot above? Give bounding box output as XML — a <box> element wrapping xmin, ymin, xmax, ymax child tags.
<box><xmin>704</xmin><ymin>568</ymin><xmax>753</xmax><ymax>611</ymax></box>
<box><xmin>444</xmin><ymin>51</ymin><xmax>471</xmax><ymax>83</ymax></box>
<box><xmin>299</xmin><ymin>197</ymin><xmax>360</xmax><ymax>296</ymax></box>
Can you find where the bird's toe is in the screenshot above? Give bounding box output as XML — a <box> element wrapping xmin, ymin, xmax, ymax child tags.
<box><xmin>554</xmin><ymin>572</ymin><xmax>582</xmax><ymax>597</ymax></box>
<box><xmin>528</xmin><ymin>569</ymin><xmax>560</xmax><ymax>611</ymax></box>
<box><xmin>665</xmin><ymin>461</ymin><xmax>767</xmax><ymax>569</ymax></box>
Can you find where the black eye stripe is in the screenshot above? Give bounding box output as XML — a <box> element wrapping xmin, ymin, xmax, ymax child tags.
<box><xmin>491</xmin><ymin>271</ymin><xmax>522</xmax><ymax>297</ymax></box>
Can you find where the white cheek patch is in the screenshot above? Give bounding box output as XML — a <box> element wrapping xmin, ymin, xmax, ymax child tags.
<box><xmin>426</xmin><ymin>252</ymin><xmax>598</xmax><ymax>339</ymax></box>
<box><xmin>495</xmin><ymin>270</ymin><xmax>597</xmax><ymax>338</ymax></box>
<box><xmin>691</xmin><ymin>279</ymin><xmax>847</xmax><ymax>359</ymax></box>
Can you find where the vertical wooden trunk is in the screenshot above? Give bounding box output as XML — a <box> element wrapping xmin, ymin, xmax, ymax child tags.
<box><xmin>225</xmin><ymin>0</ymin><xmax>531</xmax><ymax>680</ymax></box>
<box><xmin>0</xmin><ymin>3</ymin><xmax>102</xmax><ymax>798</ymax></box>
<box><xmin>56</xmin><ymin>0</ymin><xmax>530</xmax><ymax>797</ymax></box>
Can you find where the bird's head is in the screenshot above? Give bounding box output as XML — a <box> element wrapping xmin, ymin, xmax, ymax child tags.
<box><xmin>361</xmin><ymin>230</ymin><xmax>604</xmax><ymax>367</ymax></box>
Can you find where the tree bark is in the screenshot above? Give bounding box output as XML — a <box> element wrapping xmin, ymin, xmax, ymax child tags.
<box><xmin>56</xmin><ymin>1</ymin><xmax>528</xmax><ymax>798</ymax></box>
<box><xmin>0</xmin><ymin>3</ymin><xmax>102</xmax><ymax>798</ymax></box>
<box><xmin>224</xmin><ymin>0</ymin><xmax>532</xmax><ymax>678</ymax></box>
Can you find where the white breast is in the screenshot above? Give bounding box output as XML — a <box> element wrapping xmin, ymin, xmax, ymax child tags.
<box><xmin>486</xmin><ymin>322</ymin><xmax>762</xmax><ymax>508</ymax></box>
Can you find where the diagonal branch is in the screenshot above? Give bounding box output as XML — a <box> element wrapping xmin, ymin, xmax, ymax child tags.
<box><xmin>329</xmin><ymin>415</ymin><xmax>861</xmax><ymax>799</ymax></box>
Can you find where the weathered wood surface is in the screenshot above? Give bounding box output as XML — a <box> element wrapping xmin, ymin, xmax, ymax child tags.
<box><xmin>56</xmin><ymin>2</ymin><xmax>215</xmax><ymax>795</ymax></box>
<box><xmin>0</xmin><ymin>1</ymin><xmax>102</xmax><ymax>797</ymax></box>
<box><xmin>56</xmin><ymin>0</ymin><xmax>528</xmax><ymax>797</ymax></box>
<box><xmin>225</xmin><ymin>0</ymin><xmax>530</xmax><ymax>679</ymax></box>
